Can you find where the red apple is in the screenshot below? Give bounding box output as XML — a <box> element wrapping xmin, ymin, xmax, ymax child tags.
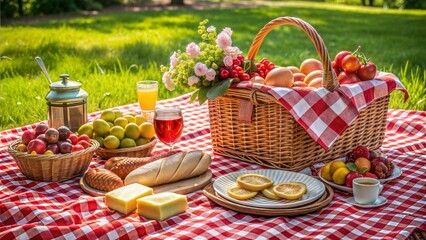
<box><xmin>338</xmin><ymin>72</ymin><xmax>360</xmax><ymax>85</ymax></box>
<box><xmin>45</xmin><ymin>128</ymin><xmax>59</xmax><ymax>144</ymax></box>
<box><xmin>46</xmin><ymin>143</ymin><xmax>60</xmax><ymax>154</ymax></box>
<box><xmin>77</xmin><ymin>140</ymin><xmax>90</xmax><ymax>149</ymax></box>
<box><xmin>59</xmin><ymin>142</ymin><xmax>73</xmax><ymax>154</ymax></box>
<box><xmin>27</xmin><ymin>139</ymin><xmax>46</xmax><ymax>154</ymax></box>
<box><xmin>68</xmin><ymin>134</ymin><xmax>79</xmax><ymax>145</ymax></box>
<box><xmin>77</xmin><ymin>134</ymin><xmax>90</xmax><ymax>143</ymax></box>
<box><xmin>22</xmin><ymin>130</ymin><xmax>36</xmax><ymax>145</ymax></box>
<box><xmin>58</xmin><ymin>126</ymin><xmax>71</xmax><ymax>141</ymax></box>
<box><xmin>72</xmin><ymin>144</ymin><xmax>85</xmax><ymax>152</ymax></box>
<box><xmin>35</xmin><ymin>124</ymin><xmax>49</xmax><ymax>136</ymax></box>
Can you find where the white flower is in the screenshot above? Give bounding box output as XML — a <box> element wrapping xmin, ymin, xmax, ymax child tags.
<box><xmin>188</xmin><ymin>76</ymin><xmax>200</xmax><ymax>86</ymax></box>
<box><xmin>216</xmin><ymin>31</ymin><xmax>232</xmax><ymax>49</ymax></box>
<box><xmin>162</xmin><ymin>72</ymin><xmax>175</xmax><ymax>91</ymax></box>
<box><xmin>223</xmin><ymin>55</ymin><xmax>233</xmax><ymax>67</ymax></box>
<box><xmin>224</xmin><ymin>46</ymin><xmax>241</xmax><ymax>59</ymax></box>
<box><xmin>205</xmin><ymin>69</ymin><xmax>216</xmax><ymax>81</ymax></box>
<box><xmin>207</xmin><ymin>26</ymin><xmax>216</xmax><ymax>32</ymax></box>
<box><xmin>186</xmin><ymin>42</ymin><xmax>200</xmax><ymax>58</ymax></box>
<box><xmin>170</xmin><ymin>52</ymin><xmax>178</xmax><ymax>68</ymax></box>
<box><xmin>194</xmin><ymin>62</ymin><xmax>208</xmax><ymax>76</ymax></box>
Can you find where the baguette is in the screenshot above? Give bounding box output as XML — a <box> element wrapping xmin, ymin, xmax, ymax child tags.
<box><xmin>84</xmin><ymin>168</ymin><xmax>123</xmax><ymax>192</ymax></box>
<box><xmin>104</xmin><ymin>150</ymin><xmax>180</xmax><ymax>179</ymax></box>
<box><xmin>124</xmin><ymin>150</ymin><xmax>211</xmax><ymax>187</ymax></box>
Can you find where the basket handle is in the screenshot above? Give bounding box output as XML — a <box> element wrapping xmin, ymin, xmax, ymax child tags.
<box><xmin>247</xmin><ymin>17</ymin><xmax>339</xmax><ymax>91</ymax></box>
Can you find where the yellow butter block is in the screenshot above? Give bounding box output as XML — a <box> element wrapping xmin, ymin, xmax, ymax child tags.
<box><xmin>105</xmin><ymin>183</ymin><xmax>153</xmax><ymax>215</ymax></box>
<box><xmin>137</xmin><ymin>192</ymin><xmax>188</xmax><ymax>221</ymax></box>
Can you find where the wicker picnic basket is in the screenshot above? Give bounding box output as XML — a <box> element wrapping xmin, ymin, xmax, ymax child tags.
<box><xmin>8</xmin><ymin>139</ymin><xmax>99</xmax><ymax>182</ymax></box>
<box><xmin>95</xmin><ymin>138</ymin><xmax>157</xmax><ymax>159</ymax></box>
<box><xmin>208</xmin><ymin>17</ymin><xmax>389</xmax><ymax>172</ymax></box>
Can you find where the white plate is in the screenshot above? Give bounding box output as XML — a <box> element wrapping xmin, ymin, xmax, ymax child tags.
<box><xmin>318</xmin><ymin>166</ymin><xmax>402</xmax><ymax>193</ymax></box>
<box><xmin>346</xmin><ymin>196</ymin><xmax>388</xmax><ymax>208</ymax></box>
<box><xmin>213</xmin><ymin>169</ymin><xmax>325</xmax><ymax>209</ymax></box>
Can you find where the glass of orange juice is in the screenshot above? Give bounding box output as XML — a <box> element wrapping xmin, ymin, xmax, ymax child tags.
<box><xmin>136</xmin><ymin>80</ymin><xmax>158</xmax><ymax>121</ymax></box>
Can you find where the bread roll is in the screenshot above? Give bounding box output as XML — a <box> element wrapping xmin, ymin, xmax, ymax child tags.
<box><xmin>124</xmin><ymin>151</ymin><xmax>211</xmax><ymax>187</ymax></box>
<box><xmin>84</xmin><ymin>168</ymin><xmax>123</xmax><ymax>192</ymax></box>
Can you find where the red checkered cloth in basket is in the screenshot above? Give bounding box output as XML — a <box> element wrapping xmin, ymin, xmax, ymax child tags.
<box><xmin>233</xmin><ymin>71</ymin><xmax>409</xmax><ymax>149</ymax></box>
<box><xmin>1</xmin><ymin>94</ymin><xmax>425</xmax><ymax>239</ymax></box>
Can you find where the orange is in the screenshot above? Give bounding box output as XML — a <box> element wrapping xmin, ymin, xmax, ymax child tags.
<box><xmin>355</xmin><ymin>157</ymin><xmax>371</xmax><ymax>172</ymax></box>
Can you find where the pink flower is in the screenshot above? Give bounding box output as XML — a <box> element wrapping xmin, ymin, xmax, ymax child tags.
<box><xmin>194</xmin><ymin>62</ymin><xmax>208</xmax><ymax>76</ymax></box>
<box><xmin>188</xmin><ymin>76</ymin><xmax>200</xmax><ymax>86</ymax></box>
<box><xmin>205</xmin><ymin>69</ymin><xmax>216</xmax><ymax>81</ymax></box>
<box><xmin>170</xmin><ymin>52</ymin><xmax>178</xmax><ymax>68</ymax></box>
<box><xmin>223</xmin><ymin>27</ymin><xmax>232</xmax><ymax>36</ymax></box>
<box><xmin>216</xmin><ymin>31</ymin><xmax>232</xmax><ymax>49</ymax></box>
<box><xmin>224</xmin><ymin>46</ymin><xmax>241</xmax><ymax>59</ymax></box>
<box><xmin>186</xmin><ymin>42</ymin><xmax>200</xmax><ymax>58</ymax></box>
<box><xmin>223</xmin><ymin>56</ymin><xmax>233</xmax><ymax>67</ymax></box>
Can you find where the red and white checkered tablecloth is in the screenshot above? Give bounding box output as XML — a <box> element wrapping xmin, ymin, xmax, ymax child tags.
<box><xmin>234</xmin><ymin>71</ymin><xmax>408</xmax><ymax>149</ymax></box>
<box><xmin>1</xmin><ymin>94</ymin><xmax>425</xmax><ymax>239</ymax></box>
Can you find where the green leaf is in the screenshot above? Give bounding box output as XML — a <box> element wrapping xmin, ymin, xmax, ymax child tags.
<box><xmin>359</xmin><ymin>167</ymin><xmax>368</xmax><ymax>174</ymax></box>
<box><xmin>206</xmin><ymin>79</ymin><xmax>232</xmax><ymax>100</ymax></box>
<box><xmin>346</xmin><ymin>162</ymin><xmax>358</xmax><ymax>172</ymax></box>
<box><xmin>189</xmin><ymin>90</ymin><xmax>199</xmax><ymax>103</ymax></box>
<box><xmin>198</xmin><ymin>87</ymin><xmax>209</xmax><ymax>105</ymax></box>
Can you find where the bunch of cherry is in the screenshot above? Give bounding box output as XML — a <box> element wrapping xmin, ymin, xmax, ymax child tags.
<box><xmin>219</xmin><ymin>55</ymin><xmax>251</xmax><ymax>81</ymax></box>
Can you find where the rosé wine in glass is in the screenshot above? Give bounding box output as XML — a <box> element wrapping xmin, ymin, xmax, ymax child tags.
<box><xmin>154</xmin><ymin>107</ymin><xmax>183</xmax><ymax>151</ymax></box>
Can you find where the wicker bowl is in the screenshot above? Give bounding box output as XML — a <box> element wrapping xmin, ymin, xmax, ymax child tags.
<box><xmin>95</xmin><ymin>138</ymin><xmax>157</xmax><ymax>159</ymax></box>
<box><xmin>8</xmin><ymin>139</ymin><xmax>99</xmax><ymax>182</ymax></box>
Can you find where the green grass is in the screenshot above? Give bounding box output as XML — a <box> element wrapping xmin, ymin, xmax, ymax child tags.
<box><xmin>1</xmin><ymin>1</ymin><xmax>425</xmax><ymax>131</ymax></box>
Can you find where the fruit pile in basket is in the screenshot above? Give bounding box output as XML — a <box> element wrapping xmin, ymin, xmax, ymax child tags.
<box><xmin>247</xmin><ymin>47</ymin><xmax>376</xmax><ymax>89</ymax></box>
<box><xmin>15</xmin><ymin>124</ymin><xmax>92</xmax><ymax>155</ymax></box>
<box><xmin>321</xmin><ymin>146</ymin><xmax>395</xmax><ymax>188</ymax></box>
<box><xmin>77</xmin><ymin>110</ymin><xmax>155</xmax><ymax>150</ymax></box>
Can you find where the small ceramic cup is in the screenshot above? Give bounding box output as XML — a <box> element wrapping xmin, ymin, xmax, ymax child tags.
<box><xmin>353</xmin><ymin>177</ymin><xmax>383</xmax><ymax>205</ymax></box>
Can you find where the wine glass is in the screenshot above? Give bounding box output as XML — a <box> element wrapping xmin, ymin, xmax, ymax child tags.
<box><xmin>154</xmin><ymin>107</ymin><xmax>184</xmax><ymax>151</ymax></box>
<box><xmin>136</xmin><ymin>80</ymin><xmax>158</xmax><ymax>121</ymax></box>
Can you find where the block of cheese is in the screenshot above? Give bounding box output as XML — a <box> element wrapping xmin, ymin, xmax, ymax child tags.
<box><xmin>105</xmin><ymin>183</ymin><xmax>153</xmax><ymax>215</ymax></box>
<box><xmin>136</xmin><ymin>192</ymin><xmax>188</xmax><ymax>221</ymax></box>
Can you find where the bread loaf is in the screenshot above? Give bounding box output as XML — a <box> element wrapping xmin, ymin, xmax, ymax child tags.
<box><xmin>124</xmin><ymin>150</ymin><xmax>211</xmax><ymax>187</ymax></box>
<box><xmin>105</xmin><ymin>150</ymin><xmax>180</xmax><ymax>179</ymax></box>
<box><xmin>84</xmin><ymin>168</ymin><xmax>123</xmax><ymax>192</ymax></box>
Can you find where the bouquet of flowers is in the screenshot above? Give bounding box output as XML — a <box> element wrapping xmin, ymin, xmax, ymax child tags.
<box><xmin>161</xmin><ymin>19</ymin><xmax>250</xmax><ymax>104</ymax></box>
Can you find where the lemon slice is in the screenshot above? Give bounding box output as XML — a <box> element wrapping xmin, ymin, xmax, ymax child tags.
<box><xmin>227</xmin><ymin>185</ymin><xmax>258</xmax><ymax>200</ymax></box>
<box><xmin>273</xmin><ymin>182</ymin><xmax>307</xmax><ymax>200</ymax></box>
<box><xmin>236</xmin><ymin>174</ymin><xmax>274</xmax><ymax>191</ymax></box>
<box><xmin>261</xmin><ymin>186</ymin><xmax>281</xmax><ymax>200</ymax></box>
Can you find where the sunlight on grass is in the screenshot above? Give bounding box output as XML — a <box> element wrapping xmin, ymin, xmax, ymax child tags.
<box><xmin>0</xmin><ymin>2</ymin><xmax>425</xmax><ymax>130</ymax></box>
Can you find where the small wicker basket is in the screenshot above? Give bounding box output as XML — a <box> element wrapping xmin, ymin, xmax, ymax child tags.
<box><xmin>95</xmin><ymin>138</ymin><xmax>157</xmax><ymax>159</ymax></box>
<box><xmin>8</xmin><ymin>139</ymin><xmax>99</xmax><ymax>182</ymax></box>
<box><xmin>208</xmin><ymin>17</ymin><xmax>389</xmax><ymax>172</ymax></box>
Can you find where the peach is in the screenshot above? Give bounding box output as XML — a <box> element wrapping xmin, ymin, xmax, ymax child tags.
<box><xmin>308</xmin><ymin>78</ymin><xmax>323</xmax><ymax>88</ymax></box>
<box><xmin>304</xmin><ymin>70</ymin><xmax>323</xmax><ymax>85</ymax></box>
<box><xmin>293</xmin><ymin>73</ymin><xmax>306</xmax><ymax>82</ymax></box>
<box><xmin>300</xmin><ymin>58</ymin><xmax>323</xmax><ymax>75</ymax></box>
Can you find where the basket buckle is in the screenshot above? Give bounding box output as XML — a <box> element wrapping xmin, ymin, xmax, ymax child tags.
<box><xmin>237</xmin><ymin>89</ymin><xmax>258</xmax><ymax>124</ymax></box>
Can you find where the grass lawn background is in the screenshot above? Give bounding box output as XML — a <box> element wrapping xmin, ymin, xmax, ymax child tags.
<box><xmin>1</xmin><ymin>1</ymin><xmax>425</xmax><ymax>131</ymax></box>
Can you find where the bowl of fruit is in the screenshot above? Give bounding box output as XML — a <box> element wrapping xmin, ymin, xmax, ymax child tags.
<box><xmin>77</xmin><ymin>110</ymin><xmax>158</xmax><ymax>160</ymax></box>
<box><xmin>8</xmin><ymin>124</ymin><xmax>99</xmax><ymax>182</ymax></box>
<box><xmin>318</xmin><ymin>146</ymin><xmax>402</xmax><ymax>193</ymax></box>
